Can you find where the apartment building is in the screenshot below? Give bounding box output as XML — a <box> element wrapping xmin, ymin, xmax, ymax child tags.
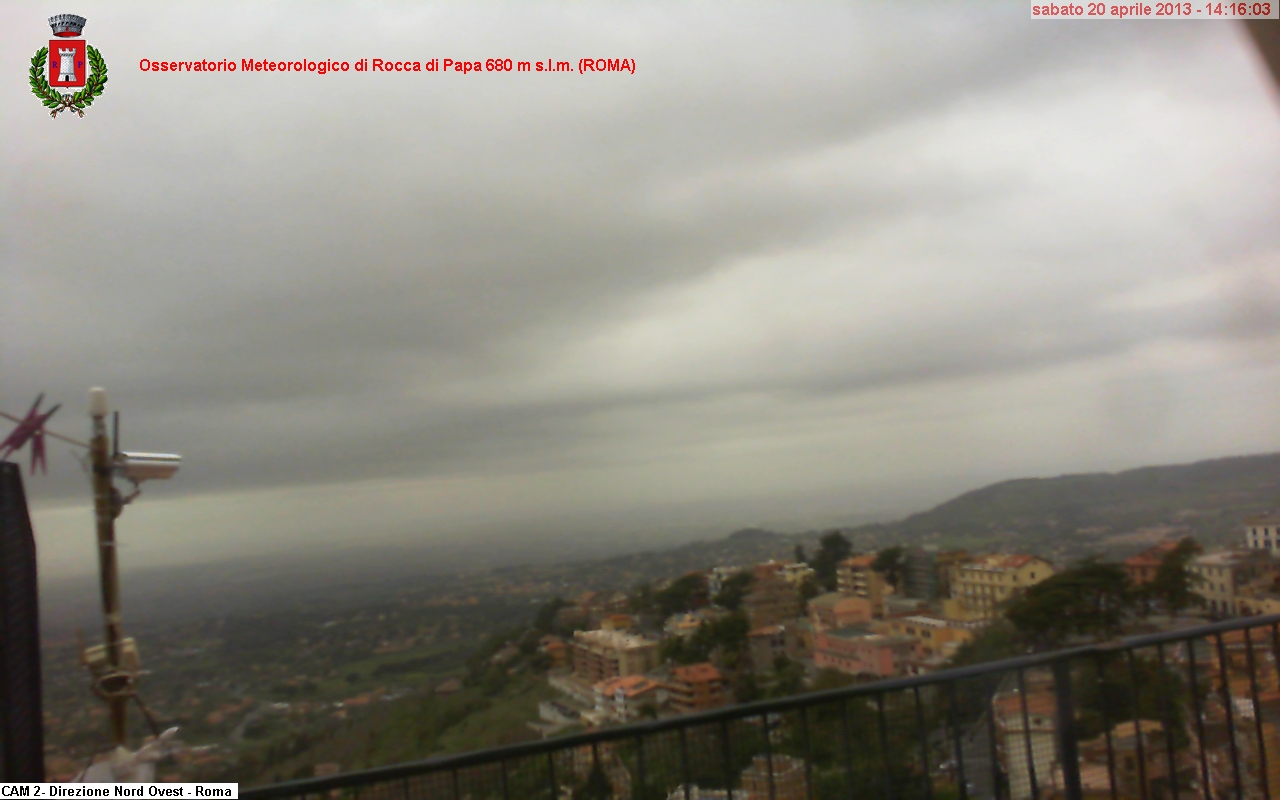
<box><xmin>812</xmin><ymin>626</ymin><xmax>917</xmax><ymax>679</ymax></box>
<box><xmin>747</xmin><ymin>623</ymin><xmax>807</xmax><ymax>670</ymax></box>
<box><xmin>836</xmin><ymin>555</ymin><xmax>888</xmax><ymax>614</ymax></box>
<box><xmin>933</xmin><ymin>550</ymin><xmax>972</xmax><ymax>600</ymax></box>
<box><xmin>777</xmin><ymin>561</ymin><xmax>816</xmax><ymax>587</ymax></box>
<box><xmin>1189</xmin><ymin>549</ymin><xmax>1272</xmax><ymax>617</ymax></box>
<box><xmin>743</xmin><ymin>571</ymin><xmax>800</xmax><ymax>629</ymax></box>
<box><xmin>570</xmin><ymin>629</ymin><xmax>660</xmax><ymax>684</ymax></box>
<box><xmin>943</xmin><ymin>554</ymin><xmax>1054</xmax><ymax>622</ymax></box>
<box><xmin>667</xmin><ymin>662</ymin><xmax>726</xmax><ymax>714</ymax></box>
<box><xmin>993</xmin><ymin>684</ymin><xmax>1059</xmax><ymax>800</ymax></box>
<box><xmin>1246</xmin><ymin>515</ymin><xmax>1280</xmax><ymax>554</ymax></box>
<box><xmin>593</xmin><ymin>675</ymin><xmax>667</xmax><ymax>722</ymax></box>
<box><xmin>807</xmin><ymin>592</ymin><xmax>873</xmax><ymax>631</ymax></box>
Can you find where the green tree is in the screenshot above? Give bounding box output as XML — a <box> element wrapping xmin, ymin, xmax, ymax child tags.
<box><xmin>660</xmin><ymin>634</ymin><xmax>701</xmax><ymax>665</ymax></box>
<box><xmin>812</xmin><ymin>530</ymin><xmax>853</xmax><ymax>591</ymax></box>
<box><xmin>809</xmin><ymin>667</ymin><xmax>858</xmax><ymax>692</ymax></box>
<box><xmin>768</xmin><ymin>655</ymin><xmax>806</xmax><ymax>698</ymax></box>
<box><xmin>703</xmin><ymin>612</ymin><xmax>750</xmax><ymax>669</ymax></box>
<box><xmin>872</xmin><ymin>546</ymin><xmax>908</xmax><ymax>591</ymax></box>
<box><xmin>661</xmin><ymin>611</ymin><xmax>750</xmax><ymax>667</ymax></box>
<box><xmin>712</xmin><ymin>571</ymin><xmax>754</xmax><ymax>610</ymax></box>
<box><xmin>794</xmin><ymin>544</ymin><xmax>808</xmax><ymax>564</ymax></box>
<box><xmin>533</xmin><ymin>596</ymin><xmax>568</xmax><ymax>634</ymax></box>
<box><xmin>656</xmin><ymin>573</ymin><xmax>708</xmax><ymax>617</ymax></box>
<box><xmin>797</xmin><ymin>576</ymin><xmax>821</xmax><ymax>612</ymax></box>
<box><xmin>733</xmin><ymin>671</ymin><xmax>761</xmax><ymax>703</ymax></box>
<box><xmin>1141</xmin><ymin>538</ymin><xmax>1205</xmax><ymax>619</ymax></box>
<box><xmin>628</xmin><ymin>582</ymin><xmax>657</xmax><ymax>616</ymax></box>
<box><xmin>1005</xmin><ymin>557</ymin><xmax>1133</xmax><ymax>649</ymax></box>
<box><xmin>479</xmin><ymin>663</ymin><xmax>509</xmax><ymax>695</ymax></box>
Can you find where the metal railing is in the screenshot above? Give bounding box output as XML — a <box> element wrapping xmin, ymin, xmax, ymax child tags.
<box><xmin>243</xmin><ymin>614</ymin><xmax>1280</xmax><ymax>800</ymax></box>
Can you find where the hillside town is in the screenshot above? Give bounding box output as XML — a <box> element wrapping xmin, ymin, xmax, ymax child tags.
<box><xmin>473</xmin><ymin>516</ymin><xmax>1280</xmax><ymax>798</ymax></box>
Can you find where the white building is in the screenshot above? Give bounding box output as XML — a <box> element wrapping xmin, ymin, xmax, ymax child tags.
<box><xmin>1245</xmin><ymin>515</ymin><xmax>1280</xmax><ymax>554</ymax></box>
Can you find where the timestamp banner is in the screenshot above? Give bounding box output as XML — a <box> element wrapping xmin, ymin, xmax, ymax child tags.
<box><xmin>1031</xmin><ymin>1</ymin><xmax>1277</xmax><ymax>16</ymax></box>
<box><xmin>0</xmin><ymin>785</ymin><xmax>238</xmax><ymax>798</ymax></box>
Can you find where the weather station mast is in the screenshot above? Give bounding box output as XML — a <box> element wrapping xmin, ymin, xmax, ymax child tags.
<box><xmin>0</xmin><ymin>387</ymin><xmax>182</xmax><ymax>782</ymax></box>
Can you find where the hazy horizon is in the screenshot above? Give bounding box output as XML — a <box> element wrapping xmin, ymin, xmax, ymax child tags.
<box><xmin>4</xmin><ymin>5</ymin><xmax>1279</xmax><ymax>579</ymax></box>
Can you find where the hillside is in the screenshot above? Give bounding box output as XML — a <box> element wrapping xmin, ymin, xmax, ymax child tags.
<box><xmin>841</xmin><ymin>452</ymin><xmax>1280</xmax><ymax>563</ymax></box>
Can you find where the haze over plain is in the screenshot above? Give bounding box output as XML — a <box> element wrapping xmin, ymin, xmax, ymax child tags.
<box><xmin>2</xmin><ymin>4</ymin><xmax>1279</xmax><ymax>577</ymax></box>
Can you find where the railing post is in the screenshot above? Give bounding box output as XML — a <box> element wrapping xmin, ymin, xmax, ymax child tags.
<box><xmin>1051</xmin><ymin>659</ymin><xmax>1082</xmax><ymax>800</ymax></box>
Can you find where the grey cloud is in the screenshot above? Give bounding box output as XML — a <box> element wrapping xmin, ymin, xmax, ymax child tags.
<box><xmin>2</xmin><ymin>4</ymin><xmax>1279</xmax><ymax>554</ymax></box>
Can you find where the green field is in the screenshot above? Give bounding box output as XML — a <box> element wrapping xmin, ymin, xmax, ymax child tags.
<box><xmin>246</xmin><ymin>672</ymin><xmax>555</xmax><ymax>785</ymax></box>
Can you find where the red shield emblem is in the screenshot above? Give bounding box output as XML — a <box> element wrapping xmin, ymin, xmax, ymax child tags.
<box><xmin>48</xmin><ymin>39</ymin><xmax>87</xmax><ymax>88</ymax></box>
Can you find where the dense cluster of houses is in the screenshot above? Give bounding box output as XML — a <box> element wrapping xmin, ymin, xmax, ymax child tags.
<box><xmin>530</xmin><ymin>516</ymin><xmax>1280</xmax><ymax>744</ymax></box>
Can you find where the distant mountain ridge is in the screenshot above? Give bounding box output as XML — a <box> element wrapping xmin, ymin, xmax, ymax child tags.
<box><xmin>841</xmin><ymin>452</ymin><xmax>1280</xmax><ymax>563</ymax></box>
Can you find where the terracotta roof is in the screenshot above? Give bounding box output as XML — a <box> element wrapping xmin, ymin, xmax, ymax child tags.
<box><xmin>997</xmin><ymin>554</ymin><xmax>1036</xmax><ymax>568</ymax></box>
<box><xmin>1125</xmin><ymin>540</ymin><xmax>1182</xmax><ymax>566</ymax></box>
<box><xmin>595</xmin><ymin>675</ymin><xmax>660</xmax><ymax>697</ymax></box>
<box><xmin>843</xmin><ymin>555</ymin><xmax>876</xmax><ymax>568</ymax></box>
<box><xmin>1124</xmin><ymin>553</ymin><xmax>1163</xmax><ymax>567</ymax></box>
<box><xmin>672</xmin><ymin>663</ymin><xmax>722</xmax><ymax>683</ymax></box>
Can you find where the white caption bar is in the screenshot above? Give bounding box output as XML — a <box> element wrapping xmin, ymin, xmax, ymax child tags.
<box><xmin>1031</xmin><ymin>1</ymin><xmax>1277</xmax><ymax>17</ymax></box>
<box><xmin>0</xmin><ymin>786</ymin><xmax>238</xmax><ymax>798</ymax></box>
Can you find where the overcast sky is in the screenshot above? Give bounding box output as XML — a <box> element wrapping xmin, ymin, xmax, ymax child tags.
<box><xmin>3</xmin><ymin>3</ymin><xmax>1279</xmax><ymax>578</ymax></box>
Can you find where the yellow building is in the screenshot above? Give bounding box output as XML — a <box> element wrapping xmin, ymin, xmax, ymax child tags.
<box><xmin>837</xmin><ymin>554</ymin><xmax>888</xmax><ymax>615</ymax></box>
<box><xmin>945</xmin><ymin>554</ymin><xmax>1054</xmax><ymax>621</ymax></box>
<box><xmin>1189</xmin><ymin>549</ymin><xmax>1272</xmax><ymax>617</ymax></box>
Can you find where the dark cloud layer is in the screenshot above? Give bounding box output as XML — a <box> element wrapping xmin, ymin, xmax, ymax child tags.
<box><xmin>2</xmin><ymin>4</ymin><xmax>1279</xmax><ymax>575</ymax></box>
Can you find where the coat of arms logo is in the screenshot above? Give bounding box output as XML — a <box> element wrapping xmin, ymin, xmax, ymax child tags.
<box><xmin>29</xmin><ymin>14</ymin><xmax>108</xmax><ymax>118</ymax></box>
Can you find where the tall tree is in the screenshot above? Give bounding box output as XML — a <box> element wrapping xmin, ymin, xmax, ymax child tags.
<box><xmin>532</xmin><ymin>596</ymin><xmax>568</xmax><ymax>634</ymax></box>
<box><xmin>797</xmin><ymin>576</ymin><xmax>822</xmax><ymax>612</ymax></box>
<box><xmin>655</xmin><ymin>573</ymin><xmax>709</xmax><ymax>617</ymax></box>
<box><xmin>812</xmin><ymin>530</ymin><xmax>852</xmax><ymax>591</ymax></box>
<box><xmin>1142</xmin><ymin>538</ymin><xmax>1205</xmax><ymax>619</ymax></box>
<box><xmin>872</xmin><ymin>546</ymin><xmax>908</xmax><ymax>591</ymax></box>
<box><xmin>1005</xmin><ymin>558</ymin><xmax>1134</xmax><ymax>649</ymax></box>
<box><xmin>713</xmin><ymin>572</ymin><xmax>754</xmax><ymax>611</ymax></box>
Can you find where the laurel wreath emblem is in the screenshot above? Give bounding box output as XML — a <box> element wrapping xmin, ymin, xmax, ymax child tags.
<box><xmin>29</xmin><ymin>45</ymin><xmax>108</xmax><ymax>118</ymax></box>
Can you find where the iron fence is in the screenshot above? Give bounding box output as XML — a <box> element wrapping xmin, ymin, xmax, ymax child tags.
<box><xmin>243</xmin><ymin>613</ymin><xmax>1280</xmax><ymax>800</ymax></box>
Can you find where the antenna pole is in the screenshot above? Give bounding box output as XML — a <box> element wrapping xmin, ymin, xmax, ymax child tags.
<box><xmin>89</xmin><ymin>388</ymin><xmax>128</xmax><ymax>748</ymax></box>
